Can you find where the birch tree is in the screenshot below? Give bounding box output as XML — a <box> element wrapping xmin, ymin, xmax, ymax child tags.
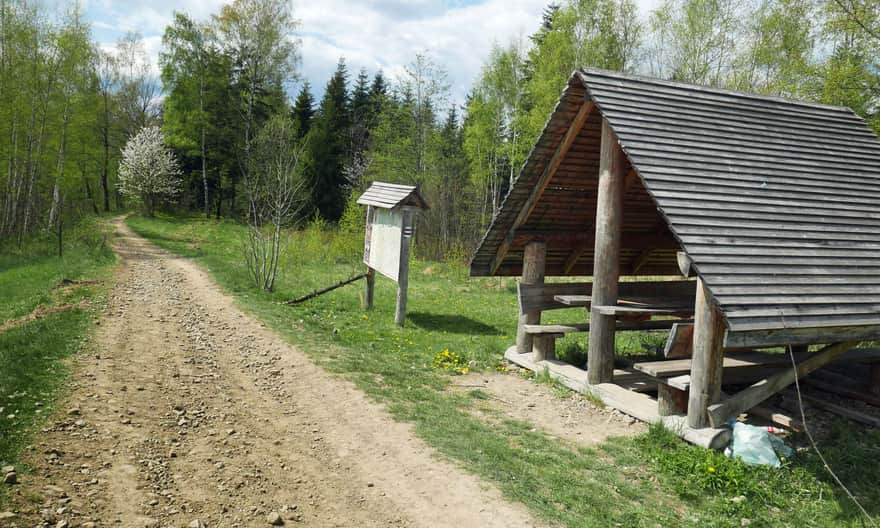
<box><xmin>243</xmin><ymin>115</ymin><xmax>310</xmax><ymax>292</ymax></box>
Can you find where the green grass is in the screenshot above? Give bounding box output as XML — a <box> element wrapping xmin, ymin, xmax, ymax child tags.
<box><xmin>127</xmin><ymin>213</ymin><xmax>880</xmax><ymax>528</ymax></box>
<box><xmin>0</xmin><ymin>217</ymin><xmax>116</xmax><ymax>503</ymax></box>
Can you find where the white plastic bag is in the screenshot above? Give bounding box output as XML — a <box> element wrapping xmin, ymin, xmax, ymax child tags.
<box><xmin>723</xmin><ymin>422</ymin><xmax>793</xmax><ymax>467</ymax></box>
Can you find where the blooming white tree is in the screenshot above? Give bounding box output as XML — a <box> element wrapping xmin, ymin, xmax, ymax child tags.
<box><xmin>118</xmin><ymin>126</ymin><xmax>182</xmax><ymax>216</ymax></box>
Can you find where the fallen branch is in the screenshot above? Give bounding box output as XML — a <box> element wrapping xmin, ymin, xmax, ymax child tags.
<box><xmin>285</xmin><ymin>272</ymin><xmax>368</xmax><ymax>305</ymax></box>
<box><xmin>0</xmin><ymin>304</ymin><xmax>81</xmax><ymax>334</ymax></box>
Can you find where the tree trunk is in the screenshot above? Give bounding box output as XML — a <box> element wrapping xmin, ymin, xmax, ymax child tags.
<box><xmin>48</xmin><ymin>101</ymin><xmax>70</xmax><ymax>229</ymax></box>
<box><xmin>101</xmin><ymin>91</ymin><xmax>111</xmax><ymax>212</ymax></box>
<box><xmin>200</xmin><ymin>78</ymin><xmax>209</xmax><ymax>217</ymax></box>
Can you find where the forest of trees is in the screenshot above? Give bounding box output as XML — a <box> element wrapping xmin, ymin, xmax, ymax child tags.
<box><xmin>1</xmin><ymin>0</ymin><xmax>878</xmax><ymax>260</ymax></box>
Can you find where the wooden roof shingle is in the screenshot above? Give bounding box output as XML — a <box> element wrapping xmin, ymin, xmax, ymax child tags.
<box><xmin>357</xmin><ymin>182</ymin><xmax>429</xmax><ymax>210</ymax></box>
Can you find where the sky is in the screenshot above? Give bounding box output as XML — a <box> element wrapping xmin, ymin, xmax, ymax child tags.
<box><xmin>79</xmin><ymin>0</ymin><xmax>661</xmax><ymax>105</ymax></box>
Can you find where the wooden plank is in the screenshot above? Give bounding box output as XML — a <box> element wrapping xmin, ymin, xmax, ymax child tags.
<box><xmin>519</xmin><ymin>282</ymin><xmax>592</xmax><ymax>313</ymax></box>
<box><xmin>724</xmin><ymin>325</ymin><xmax>880</xmax><ymax>348</ymax></box>
<box><xmin>803</xmin><ymin>378</ymin><xmax>880</xmax><ymax>407</ymax></box>
<box><xmin>588</xmin><ymin>118</ymin><xmax>626</xmax><ymax>385</ymax></box>
<box><xmin>664</xmin><ymin>323</ymin><xmax>694</xmax><ymax>359</ymax></box>
<box><xmin>636</xmin><ymin>347</ymin><xmax>880</xmax><ymax>378</ymax></box>
<box><xmin>802</xmin><ymin>394</ymin><xmax>880</xmax><ymax>428</ymax></box>
<box><xmin>687</xmin><ymin>278</ymin><xmax>727</xmax><ymax>428</ymax></box>
<box><xmin>503</xmin><ymin>347</ymin><xmax>655</xmax><ymax>393</ymax></box>
<box><xmin>706</xmin><ymin>341</ymin><xmax>858</xmax><ymax>427</ymax></box>
<box><xmin>511</xmin><ymin>229</ymin><xmax>678</xmax><ymax>250</ymax></box>
<box><xmin>594</xmin><ymin>305</ymin><xmax>693</xmax><ymax>316</ymax></box>
<box><xmin>489</xmin><ymin>101</ymin><xmax>594</xmax><ymax>274</ymax></box>
<box><xmin>747</xmin><ymin>405</ymin><xmax>804</xmax><ymax>432</ymax></box>
<box><xmin>516</xmin><ymin>241</ymin><xmax>546</xmax><ymax>353</ymax></box>
<box><xmin>553</xmin><ymin>294</ymin><xmax>591</xmax><ymax>307</ymax></box>
<box><xmin>504</xmin><ymin>347</ymin><xmax>729</xmax><ymax>448</ymax></box>
<box><xmin>524</xmin><ymin>319</ymin><xmax>691</xmax><ymax>335</ymax></box>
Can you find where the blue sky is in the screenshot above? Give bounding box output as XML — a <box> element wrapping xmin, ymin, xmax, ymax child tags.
<box><xmin>78</xmin><ymin>0</ymin><xmax>660</xmax><ymax>105</ymax></box>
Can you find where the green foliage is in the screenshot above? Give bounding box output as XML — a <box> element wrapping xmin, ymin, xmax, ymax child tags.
<box><xmin>309</xmin><ymin>59</ymin><xmax>352</xmax><ymax>221</ymax></box>
<box><xmin>291</xmin><ymin>81</ymin><xmax>316</xmax><ymax>139</ymax></box>
<box><xmin>0</xmin><ymin>217</ymin><xmax>115</xmax><ymax>503</ymax></box>
<box><xmin>333</xmin><ymin>192</ymin><xmax>366</xmax><ymax>260</ymax></box>
<box><xmin>523</xmin><ymin>0</ymin><xmax>641</xmax><ymax>139</ymax></box>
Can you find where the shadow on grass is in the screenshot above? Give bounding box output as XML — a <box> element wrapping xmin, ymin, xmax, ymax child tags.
<box><xmin>407</xmin><ymin>312</ymin><xmax>501</xmax><ymax>335</ymax></box>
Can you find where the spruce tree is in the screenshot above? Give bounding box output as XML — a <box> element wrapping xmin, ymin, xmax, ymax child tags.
<box><xmin>309</xmin><ymin>58</ymin><xmax>351</xmax><ymax>220</ymax></box>
<box><xmin>369</xmin><ymin>71</ymin><xmax>388</xmax><ymax>118</ymax></box>
<box><xmin>351</xmin><ymin>69</ymin><xmax>371</xmax><ymax>122</ymax></box>
<box><xmin>291</xmin><ymin>81</ymin><xmax>315</xmax><ymax>139</ymax></box>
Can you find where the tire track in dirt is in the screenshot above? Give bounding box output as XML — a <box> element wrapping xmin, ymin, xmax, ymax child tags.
<box><xmin>5</xmin><ymin>218</ymin><xmax>542</xmax><ymax>528</ymax></box>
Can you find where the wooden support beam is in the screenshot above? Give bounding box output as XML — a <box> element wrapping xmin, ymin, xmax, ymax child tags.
<box><xmin>394</xmin><ymin>209</ymin><xmax>415</xmax><ymax>326</ymax></box>
<box><xmin>516</xmin><ymin>241</ymin><xmax>546</xmax><ymax>353</ymax></box>
<box><xmin>489</xmin><ymin>101</ymin><xmax>594</xmax><ymax>274</ymax></box>
<box><xmin>706</xmin><ymin>341</ymin><xmax>858</xmax><ymax>427</ymax></box>
<box><xmin>562</xmin><ymin>240</ymin><xmax>591</xmax><ymax>275</ymax></box>
<box><xmin>587</xmin><ymin>118</ymin><xmax>626</xmax><ymax>385</ymax></box>
<box><xmin>630</xmin><ymin>248</ymin><xmax>654</xmax><ymax>275</ymax></box>
<box><xmin>687</xmin><ymin>278</ymin><xmax>726</xmax><ymax>429</ymax></box>
<box><xmin>512</xmin><ymin>229</ymin><xmax>679</xmax><ymax>250</ymax></box>
<box><xmin>630</xmin><ymin>219</ymin><xmax>668</xmax><ymax>275</ymax></box>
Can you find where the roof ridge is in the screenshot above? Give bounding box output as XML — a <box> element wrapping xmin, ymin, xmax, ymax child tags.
<box><xmin>576</xmin><ymin>67</ymin><xmax>855</xmax><ymax>115</ymax></box>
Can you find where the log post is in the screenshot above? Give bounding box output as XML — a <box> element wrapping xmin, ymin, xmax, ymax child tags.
<box><xmin>587</xmin><ymin>118</ymin><xmax>626</xmax><ymax>385</ymax></box>
<box><xmin>363</xmin><ymin>205</ymin><xmax>375</xmax><ymax>310</ymax></box>
<box><xmin>658</xmin><ymin>384</ymin><xmax>687</xmax><ymax>416</ymax></box>
<box><xmin>516</xmin><ymin>240</ymin><xmax>546</xmax><ymax>353</ymax></box>
<box><xmin>363</xmin><ymin>268</ymin><xmax>375</xmax><ymax>309</ymax></box>
<box><xmin>394</xmin><ymin>209</ymin><xmax>414</xmax><ymax>326</ymax></box>
<box><xmin>533</xmin><ymin>335</ymin><xmax>558</xmax><ymax>362</ymax></box>
<box><xmin>687</xmin><ymin>277</ymin><xmax>726</xmax><ymax>428</ymax></box>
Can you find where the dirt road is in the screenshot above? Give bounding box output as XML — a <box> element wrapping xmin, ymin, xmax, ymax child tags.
<box><xmin>7</xmin><ymin>219</ymin><xmax>542</xmax><ymax>527</ymax></box>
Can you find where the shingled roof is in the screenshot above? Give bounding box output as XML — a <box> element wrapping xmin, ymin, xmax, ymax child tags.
<box><xmin>357</xmin><ymin>182</ymin><xmax>429</xmax><ymax>210</ymax></box>
<box><xmin>471</xmin><ymin>68</ymin><xmax>880</xmax><ymax>341</ymax></box>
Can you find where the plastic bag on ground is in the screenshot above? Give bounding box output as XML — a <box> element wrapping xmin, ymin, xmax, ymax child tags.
<box><xmin>723</xmin><ymin>422</ymin><xmax>794</xmax><ymax>467</ymax></box>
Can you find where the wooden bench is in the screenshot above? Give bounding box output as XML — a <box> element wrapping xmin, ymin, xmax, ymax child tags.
<box><xmin>516</xmin><ymin>280</ymin><xmax>698</xmax><ymax>360</ymax></box>
<box><xmin>523</xmin><ymin>319</ymin><xmax>695</xmax><ymax>361</ymax></box>
<box><xmin>633</xmin><ymin>348</ymin><xmax>880</xmax><ymax>416</ymax></box>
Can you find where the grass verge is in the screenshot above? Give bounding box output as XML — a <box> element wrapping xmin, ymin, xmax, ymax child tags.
<box><xmin>127</xmin><ymin>213</ymin><xmax>880</xmax><ymax>528</ymax></box>
<box><xmin>0</xmin><ymin>217</ymin><xmax>116</xmax><ymax>505</ymax></box>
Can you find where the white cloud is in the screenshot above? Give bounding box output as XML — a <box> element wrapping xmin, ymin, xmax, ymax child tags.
<box><xmin>295</xmin><ymin>0</ymin><xmax>547</xmax><ymax>103</ymax></box>
<box><xmin>86</xmin><ymin>0</ymin><xmax>666</xmax><ymax>104</ymax></box>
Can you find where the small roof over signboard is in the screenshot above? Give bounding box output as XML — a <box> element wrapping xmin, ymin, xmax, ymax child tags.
<box><xmin>357</xmin><ymin>182</ymin><xmax>429</xmax><ymax>210</ymax></box>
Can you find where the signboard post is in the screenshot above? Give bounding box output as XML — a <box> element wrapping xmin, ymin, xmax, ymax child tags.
<box><xmin>357</xmin><ymin>183</ymin><xmax>429</xmax><ymax>326</ymax></box>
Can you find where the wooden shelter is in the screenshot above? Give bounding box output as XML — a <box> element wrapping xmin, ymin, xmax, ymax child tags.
<box><xmin>471</xmin><ymin>68</ymin><xmax>880</xmax><ymax>447</ymax></box>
